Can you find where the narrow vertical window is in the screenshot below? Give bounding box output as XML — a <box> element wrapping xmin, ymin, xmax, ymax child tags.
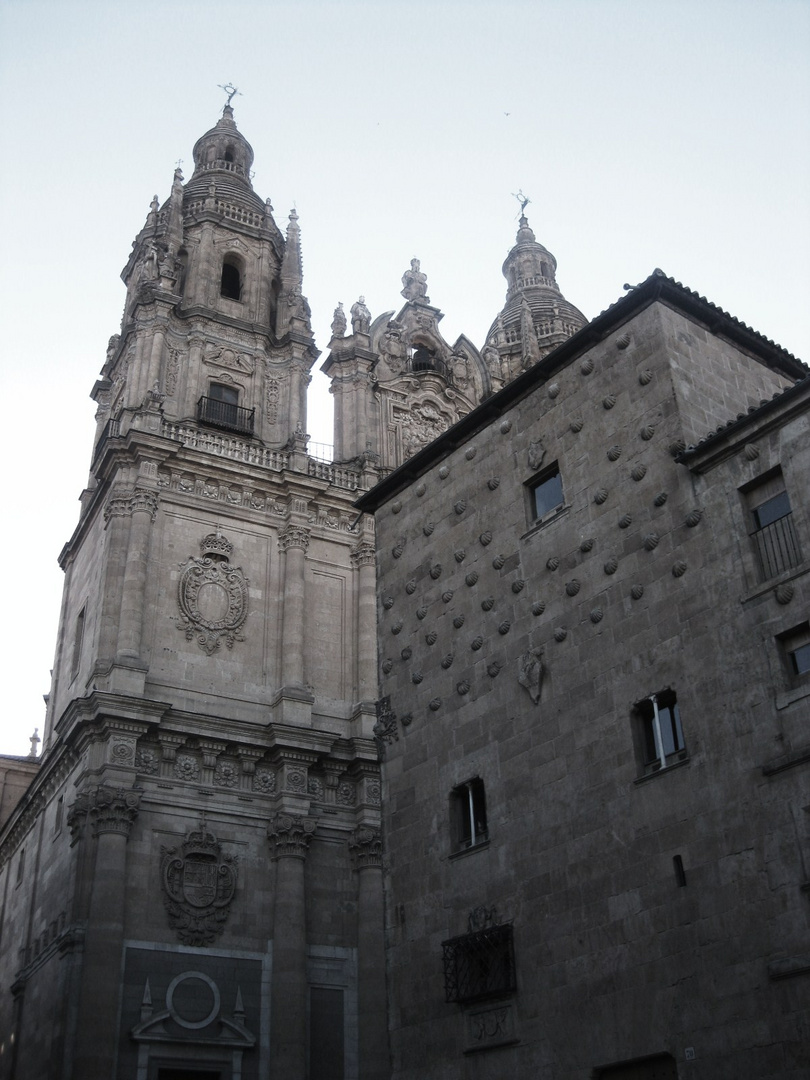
<box><xmin>71</xmin><ymin>607</ymin><xmax>85</xmax><ymax>682</ymax></box>
<box><xmin>220</xmin><ymin>256</ymin><xmax>242</xmax><ymax>300</ymax></box>
<box><xmin>634</xmin><ymin>689</ymin><xmax>686</xmax><ymax>773</ymax></box>
<box><xmin>450</xmin><ymin>778</ymin><xmax>488</xmax><ymax>852</ymax></box>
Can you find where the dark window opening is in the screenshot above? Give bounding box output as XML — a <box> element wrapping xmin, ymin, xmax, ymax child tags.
<box><xmin>779</xmin><ymin>622</ymin><xmax>810</xmax><ymax>680</ymax></box>
<box><xmin>450</xmin><ymin>778</ymin><xmax>488</xmax><ymax>852</ymax></box>
<box><xmin>220</xmin><ymin>259</ymin><xmax>242</xmax><ymax>300</ymax></box>
<box><xmin>442</xmin><ymin>922</ymin><xmax>515</xmax><ymax>1004</ymax></box>
<box><xmin>744</xmin><ymin>471</ymin><xmax>802</xmax><ymax>580</ymax></box>
<box><xmin>157</xmin><ymin>1071</ymin><xmax>222</xmax><ymax>1080</ymax></box>
<box><xmin>198</xmin><ymin>384</ymin><xmax>254</xmax><ymax>435</ymax></box>
<box><xmin>224</xmin><ymin>146</ymin><xmax>234</xmax><ymax>163</ymax></box>
<box><xmin>71</xmin><ymin>607</ymin><xmax>85</xmax><ymax>681</ymax></box>
<box><xmin>529</xmin><ymin>465</ymin><xmax>564</xmax><ymax>521</ymax></box>
<box><xmin>635</xmin><ymin>689</ymin><xmax>685</xmax><ymax>772</ymax></box>
<box><xmin>673</xmin><ymin>854</ymin><xmax>687</xmax><ymax>887</ymax></box>
<box><xmin>411</xmin><ymin>344</ymin><xmax>435</xmax><ymax>372</ymax></box>
<box><xmin>792</xmin><ymin>642</ymin><xmax>810</xmax><ymax>675</ymax></box>
<box><xmin>595</xmin><ymin>1054</ymin><xmax>678</xmax><ymax>1080</ymax></box>
<box><xmin>309</xmin><ymin>987</ymin><xmax>344</xmax><ymax>1080</ymax></box>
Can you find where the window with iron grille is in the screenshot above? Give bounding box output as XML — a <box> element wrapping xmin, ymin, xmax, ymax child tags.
<box><xmin>744</xmin><ymin>470</ymin><xmax>802</xmax><ymax>581</ymax></box>
<box><xmin>442</xmin><ymin>923</ymin><xmax>515</xmax><ymax>1004</ymax></box>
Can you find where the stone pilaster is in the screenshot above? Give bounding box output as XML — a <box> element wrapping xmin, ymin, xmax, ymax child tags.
<box><xmin>350</xmin><ymin>827</ymin><xmax>389</xmax><ymax>1079</ymax></box>
<box><xmin>351</xmin><ymin>540</ymin><xmax>378</xmax><ymax>701</ymax></box>
<box><xmin>278</xmin><ymin>524</ymin><xmax>310</xmax><ymax>688</ymax></box>
<box><xmin>116</xmin><ymin>484</ymin><xmax>159</xmax><ymax>660</ymax></box>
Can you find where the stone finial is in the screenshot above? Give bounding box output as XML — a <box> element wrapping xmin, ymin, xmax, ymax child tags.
<box><xmin>28</xmin><ymin>728</ymin><xmax>40</xmax><ymax>759</ymax></box>
<box><xmin>331</xmin><ymin>302</ymin><xmax>347</xmax><ymax>338</ymax></box>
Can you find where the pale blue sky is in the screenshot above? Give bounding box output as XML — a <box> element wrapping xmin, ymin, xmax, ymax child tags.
<box><xmin>1</xmin><ymin>0</ymin><xmax>808</xmax><ymax>753</ymax></box>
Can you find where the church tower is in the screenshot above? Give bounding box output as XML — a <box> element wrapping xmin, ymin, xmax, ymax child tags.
<box><xmin>0</xmin><ymin>105</ymin><xmax>387</xmax><ymax>1080</ymax></box>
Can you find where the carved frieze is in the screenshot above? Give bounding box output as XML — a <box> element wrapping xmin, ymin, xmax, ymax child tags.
<box><xmin>177</xmin><ymin>533</ymin><xmax>249</xmax><ymax>655</ymax></box>
<box><xmin>203</xmin><ymin>342</ymin><xmax>255</xmax><ymax>375</ymax></box>
<box><xmin>161</xmin><ymin>820</ymin><xmax>238</xmax><ymax>946</ymax></box>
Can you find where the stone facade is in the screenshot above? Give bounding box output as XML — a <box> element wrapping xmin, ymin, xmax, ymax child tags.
<box><xmin>357</xmin><ymin>274</ymin><xmax>810</xmax><ymax>1079</ymax></box>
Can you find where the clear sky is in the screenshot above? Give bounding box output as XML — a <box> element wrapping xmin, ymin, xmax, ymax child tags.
<box><xmin>1</xmin><ymin>0</ymin><xmax>808</xmax><ymax>755</ymax></box>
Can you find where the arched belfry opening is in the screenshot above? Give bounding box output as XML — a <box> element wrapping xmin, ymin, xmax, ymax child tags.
<box><xmin>220</xmin><ymin>256</ymin><xmax>242</xmax><ymax>301</ymax></box>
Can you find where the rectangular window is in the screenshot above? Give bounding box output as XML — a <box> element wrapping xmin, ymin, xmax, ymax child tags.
<box><xmin>71</xmin><ymin>606</ymin><xmax>85</xmax><ymax>682</ymax></box>
<box><xmin>634</xmin><ymin>689</ymin><xmax>686</xmax><ymax>772</ymax></box>
<box><xmin>527</xmin><ymin>464</ymin><xmax>564</xmax><ymax>522</ymax></box>
<box><xmin>744</xmin><ymin>470</ymin><xmax>802</xmax><ymax>581</ymax></box>
<box><xmin>778</xmin><ymin>622</ymin><xmax>810</xmax><ymax>680</ymax></box>
<box><xmin>450</xmin><ymin>778</ymin><xmax>488</xmax><ymax>852</ymax></box>
<box><xmin>442</xmin><ymin>922</ymin><xmax>516</xmax><ymax>1004</ymax></box>
<box><xmin>16</xmin><ymin>847</ymin><xmax>25</xmax><ymax>885</ymax></box>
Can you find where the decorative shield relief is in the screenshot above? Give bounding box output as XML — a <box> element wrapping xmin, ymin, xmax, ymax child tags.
<box><xmin>161</xmin><ymin>820</ymin><xmax>238</xmax><ymax>946</ymax></box>
<box><xmin>177</xmin><ymin>532</ymin><xmax>248</xmax><ymax>654</ymax></box>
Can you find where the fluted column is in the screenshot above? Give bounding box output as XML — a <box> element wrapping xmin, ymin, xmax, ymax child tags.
<box><xmin>116</xmin><ymin>485</ymin><xmax>158</xmax><ymax>659</ymax></box>
<box><xmin>71</xmin><ymin>785</ymin><xmax>141</xmax><ymax>1078</ymax></box>
<box><xmin>96</xmin><ymin>486</ymin><xmax>131</xmax><ymax>664</ymax></box>
<box><xmin>350</xmin><ymin>827</ymin><xmax>389</xmax><ymax>1079</ymax></box>
<box><xmin>268</xmin><ymin>813</ymin><xmax>316</xmax><ymax>1075</ymax></box>
<box><xmin>351</xmin><ymin>541</ymin><xmax>378</xmax><ymax>700</ymax></box>
<box><xmin>278</xmin><ymin>524</ymin><xmax>310</xmax><ymax>687</ymax></box>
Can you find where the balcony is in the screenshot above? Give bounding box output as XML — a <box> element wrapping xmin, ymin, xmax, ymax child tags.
<box><xmin>752</xmin><ymin>512</ymin><xmax>802</xmax><ymax>581</ymax></box>
<box><xmin>197</xmin><ymin>395</ymin><xmax>255</xmax><ymax>436</ymax></box>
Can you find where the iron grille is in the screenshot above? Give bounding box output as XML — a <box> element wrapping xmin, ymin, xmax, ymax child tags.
<box><xmin>442</xmin><ymin>923</ymin><xmax>515</xmax><ymax>1004</ymax></box>
<box><xmin>752</xmin><ymin>513</ymin><xmax>801</xmax><ymax>581</ymax></box>
<box><xmin>197</xmin><ymin>395</ymin><xmax>255</xmax><ymax>436</ymax></box>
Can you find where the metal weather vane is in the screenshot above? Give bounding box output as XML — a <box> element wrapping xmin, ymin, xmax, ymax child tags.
<box><xmin>512</xmin><ymin>189</ymin><xmax>531</xmax><ymax>216</ymax></box>
<box><xmin>218</xmin><ymin>83</ymin><xmax>242</xmax><ymax>107</ymax></box>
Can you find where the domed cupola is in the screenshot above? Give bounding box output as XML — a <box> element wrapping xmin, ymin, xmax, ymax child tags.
<box><xmin>484</xmin><ymin>215</ymin><xmax>587</xmax><ymax>385</ymax></box>
<box><xmin>182</xmin><ymin>105</ymin><xmax>267</xmax><ymax>218</ymax></box>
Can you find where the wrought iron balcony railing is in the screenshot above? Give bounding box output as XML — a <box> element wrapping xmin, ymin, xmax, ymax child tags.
<box><xmin>197</xmin><ymin>395</ymin><xmax>255</xmax><ymax>436</ymax></box>
<box><xmin>442</xmin><ymin>923</ymin><xmax>516</xmax><ymax>1004</ymax></box>
<box><xmin>752</xmin><ymin>513</ymin><xmax>802</xmax><ymax>581</ymax></box>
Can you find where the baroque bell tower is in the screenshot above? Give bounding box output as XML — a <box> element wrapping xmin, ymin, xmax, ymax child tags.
<box><xmin>0</xmin><ymin>103</ymin><xmax>387</xmax><ymax>1080</ymax></box>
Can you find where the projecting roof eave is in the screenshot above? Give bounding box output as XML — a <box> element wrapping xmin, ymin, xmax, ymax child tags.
<box><xmin>355</xmin><ymin>269</ymin><xmax>807</xmax><ymax>514</ymax></box>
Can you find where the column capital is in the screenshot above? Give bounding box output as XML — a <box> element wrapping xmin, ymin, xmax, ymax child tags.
<box><xmin>349</xmin><ymin>826</ymin><xmax>382</xmax><ymax>870</ymax></box>
<box><xmin>68</xmin><ymin>784</ymin><xmax>141</xmax><ymax>841</ymax></box>
<box><xmin>350</xmin><ymin>541</ymin><xmax>376</xmax><ymax>569</ymax></box>
<box><xmin>268</xmin><ymin>812</ymin><xmax>316</xmax><ymax>859</ymax></box>
<box><xmin>130</xmin><ymin>485</ymin><xmax>159</xmax><ymax>520</ymax></box>
<box><xmin>278</xmin><ymin>524</ymin><xmax>311</xmax><ymax>552</ymax></box>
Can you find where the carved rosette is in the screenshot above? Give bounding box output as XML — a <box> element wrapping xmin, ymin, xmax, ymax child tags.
<box><xmin>177</xmin><ymin>534</ymin><xmax>249</xmax><ymax>655</ymax></box>
<box><xmin>278</xmin><ymin>524</ymin><xmax>311</xmax><ymax>552</ymax></box>
<box><xmin>350</xmin><ymin>542</ymin><xmax>376</xmax><ymax>569</ymax></box>
<box><xmin>349</xmin><ymin>827</ymin><xmax>382</xmax><ymax>870</ymax></box>
<box><xmin>68</xmin><ymin>784</ymin><xmax>142</xmax><ymax>841</ymax></box>
<box><xmin>267</xmin><ymin>813</ymin><xmax>316</xmax><ymax>859</ymax></box>
<box><xmin>160</xmin><ymin>822</ymin><xmax>238</xmax><ymax>946</ymax></box>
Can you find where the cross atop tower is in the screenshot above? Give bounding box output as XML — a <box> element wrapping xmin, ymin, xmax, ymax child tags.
<box><xmin>218</xmin><ymin>82</ymin><xmax>242</xmax><ymax>107</ymax></box>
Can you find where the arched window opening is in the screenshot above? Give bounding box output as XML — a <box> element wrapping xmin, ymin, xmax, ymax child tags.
<box><xmin>220</xmin><ymin>258</ymin><xmax>242</xmax><ymax>301</ymax></box>
<box><xmin>198</xmin><ymin>381</ymin><xmax>254</xmax><ymax>435</ymax></box>
<box><xmin>224</xmin><ymin>145</ymin><xmax>235</xmax><ymax>163</ymax></box>
<box><xmin>411</xmin><ymin>345</ymin><xmax>435</xmax><ymax>372</ymax></box>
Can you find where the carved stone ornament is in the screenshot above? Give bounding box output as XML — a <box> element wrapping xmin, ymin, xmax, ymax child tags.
<box><xmin>374</xmin><ymin>695</ymin><xmax>399</xmax><ymax>754</ymax></box>
<box><xmin>68</xmin><ymin>784</ymin><xmax>142</xmax><ymax>841</ymax></box>
<box><xmin>518</xmin><ymin>647</ymin><xmax>544</xmax><ymax>703</ymax></box>
<box><xmin>349</xmin><ymin>827</ymin><xmax>382</xmax><ymax>870</ymax></box>
<box><xmin>528</xmin><ymin>440</ymin><xmax>546</xmax><ymax>471</ymax></box>
<box><xmin>267</xmin><ymin>813</ymin><xmax>316</xmax><ymax>859</ymax></box>
<box><xmin>161</xmin><ymin>820</ymin><xmax>238</xmax><ymax>945</ymax></box>
<box><xmin>177</xmin><ymin>533</ymin><xmax>248</xmax><ymax>655</ymax></box>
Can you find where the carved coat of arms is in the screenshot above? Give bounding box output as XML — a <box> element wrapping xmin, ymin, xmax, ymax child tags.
<box><xmin>161</xmin><ymin>821</ymin><xmax>238</xmax><ymax>946</ymax></box>
<box><xmin>177</xmin><ymin>532</ymin><xmax>248</xmax><ymax>654</ymax></box>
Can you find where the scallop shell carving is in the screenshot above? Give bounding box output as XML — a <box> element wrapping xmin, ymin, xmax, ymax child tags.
<box><xmin>593</xmin><ymin>488</ymin><xmax>609</xmax><ymax>505</ymax></box>
<box><xmin>631</xmin><ymin>464</ymin><xmax>647</xmax><ymax>482</ymax></box>
<box><xmin>554</xmin><ymin>627</ymin><xmax>568</xmax><ymax>642</ymax></box>
<box><xmin>454</xmin><ymin>549</ymin><xmax>466</xmax><ymax>563</ymax></box>
<box><xmin>653</xmin><ymin>491</ymin><xmax>668</xmax><ymax>507</ymax></box>
<box><xmin>590</xmin><ymin>608</ymin><xmax>604</xmax><ymax>624</ymax></box>
<box><xmin>630</xmin><ymin>584</ymin><xmax>644</xmax><ymax>600</ymax></box>
<box><xmin>744</xmin><ymin>443</ymin><xmax>760</xmax><ymax>461</ymax></box>
<box><xmin>638</xmin><ymin>368</ymin><xmax>653</xmax><ymax>385</ymax></box>
<box><xmin>457</xmin><ymin>680</ymin><xmax>471</xmax><ymax>695</ymax></box>
<box><xmin>776</xmin><ymin>583</ymin><xmax>794</xmax><ymax>605</ymax></box>
<box><xmin>492</xmin><ymin>554</ymin><xmax>506</xmax><ymax>570</ymax></box>
<box><xmin>439</xmin><ymin>466</ymin><xmax>449</xmax><ymax>479</ymax></box>
<box><xmin>401</xmin><ymin>647</ymin><xmax>412</xmax><ymax>660</ymax></box>
<box><xmin>500</xmin><ymin>419</ymin><xmax>513</xmax><ymax>434</ymax></box>
<box><xmin>392</xmin><ymin>542</ymin><xmax>405</xmax><ymax>559</ymax></box>
<box><xmin>639</xmin><ymin>425</ymin><xmax>655</xmax><ymax>441</ymax></box>
<box><xmin>607</xmin><ymin>445</ymin><xmax>622</xmax><ymax>461</ymax></box>
<box><xmin>479</xmin><ymin>531</ymin><xmax>493</xmax><ymax>546</ymax></box>
<box><xmin>400</xmin><ymin>713</ymin><xmax>413</xmax><ymax>727</ymax></box>
<box><xmin>442</xmin><ymin>590</ymin><xmax>454</xmax><ymax>604</ymax></box>
<box><xmin>416</xmin><ymin>606</ymin><xmax>428</xmax><ymax>620</ymax></box>
<box><xmin>685</xmin><ymin>509</ymin><xmax>702</xmax><ymax>528</ymax></box>
<box><xmin>643</xmin><ymin>533</ymin><xmax>660</xmax><ymax>551</ymax></box>
<box><xmin>453</xmin><ymin>615</ymin><xmax>465</xmax><ymax>628</ymax></box>
<box><xmin>465</xmin><ymin>571</ymin><xmax>479</xmax><ymax>586</ymax></box>
<box><xmin>465</xmin><ymin>447</ymin><xmax>477</xmax><ymax>460</ymax></box>
<box><xmin>498</xmin><ymin>621</ymin><xmax>511</xmax><ymax>635</ymax></box>
<box><xmin>392</xmin><ymin>501</ymin><xmax>402</xmax><ymax>514</ymax></box>
<box><xmin>423</xmin><ymin>522</ymin><xmax>435</xmax><ymax>536</ymax></box>
<box><xmin>481</xmin><ymin>597</ymin><xmax>495</xmax><ymax>611</ymax></box>
<box><xmin>616</xmin><ymin>332</ymin><xmax>631</xmax><ymax>350</ymax></box>
<box><xmin>441</xmin><ymin>653</ymin><xmax>455</xmax><ymax>669</ymax></box>
<box><xmin>487</xmin><ymin>661</ymin><xmax>502</xmax><ymax>678</ymax></box>
<box><xmin>546</xmin><ymin>556</ymin><xmax>560</xmax><ymax>571</ymax></box>
<box><xmin>570</xmin><ymin>418</ymin><xmax>584</xmax><ymax>433</ymax></box>
<box><xmin>416</xmin><ymin>483</ymin><xmax>426</xmax><ymax>497</ymax></box>
<box><xmin>512</xmin><ymin>579</ymin><xmax>526</xmax><ymax>594</ymax></box>
<box><xmin>580</xmin><ymin>358</ymin><xmax>595</xmax><ymax>375</ymax></box>
<box><xmin>604</xmin><ymin>558</ymin><xmax>618</xmax><ymax>575</ymax></box>
<box><xmin>669</xmin><ymin>439</ymin><xmax>686</xmax><ymax>456</ymax></box>
<box><xmin>565</xmin><ymin>580</ymin><xmax>581</xmax><ymax>597</ymax></box>
<box><xmin>580</xmin><ymin>537</ymin><xmax>595</xmax><ymax>552</ymax></box>
<box><xmin>382</xmin><ymin>596</ymin><xmax>395</xmax><ymax>609</ymax></box>
<box><xmin>471</xmin><ymin>636</ymin><xmax>484</xmax><ymax>651</ymax></box>
<box><xmin>603</xmin><ymin>394</ymin><xmax>617</xmax><ymax>410</ymax></box>
<box><xmin>405</xmin><ymin>579</ymin><xmax>417</xmax><ymax>594</ymax></box>
<box><xmin>454</xmin><ymin>500</ymin><xmax>467</xmax><ymax>515</ymax></box>
<box><xmin>618</xmin><ymin>514</ymin><xmax>633</xmax><ymax>529</ymax></box>
<box><xmin>532</xmin><ymin>601</ymin><xmax>546</xmax><ymax>616</ymax></box>
<box><xmin>672</xmin><ymin>560</ymin><xmax>687</xmax><ymax>578</ymax></box>
<box><xmin>487</xmin><ymin>477</ymin><xmax>501</xmax><ymax>490</ymax></box>
<box><xmin>382</xmin><ymin>659</ymin><xmax>393</xmax><ymax>674</ymax></box>
<box><xmin>425</xmin><ymin>631</ymin><xmax>438</xmax><ymax>645</ymax></box>
<box><xmin>547</xmin><ymin>383</ymin><xmax>560</xmax><ymax>399</ymax></box>
<box><xmin>411</xmin><ymin>672</ymin><xmax>423</xmax><ymax>684</ymax></box>
<box><xmin>428</xmin><ymin>698</ymin><xmax>442</xmax><ymax>712</ymax></box>
<box><xmin>429</xmin><ymin>564</ymin><xmax>442</xmax><ymax>579</ymax></box>
<box><xmin>391</xmin><ymin>620</ymin><xmax>403</xmax><ymax>634</ymax></box>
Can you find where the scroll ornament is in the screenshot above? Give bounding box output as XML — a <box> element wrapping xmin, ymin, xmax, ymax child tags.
<box><xmin>177</xmin><ymin>533</ymin><xmax>248</xmax><ymax>655</ymax></box>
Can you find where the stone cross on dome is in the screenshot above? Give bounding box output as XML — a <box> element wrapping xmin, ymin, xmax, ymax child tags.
<box><xmin>217</xmin><ymin>82</ymin><xmax>242</xmax><ymax>108</ymax></box>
